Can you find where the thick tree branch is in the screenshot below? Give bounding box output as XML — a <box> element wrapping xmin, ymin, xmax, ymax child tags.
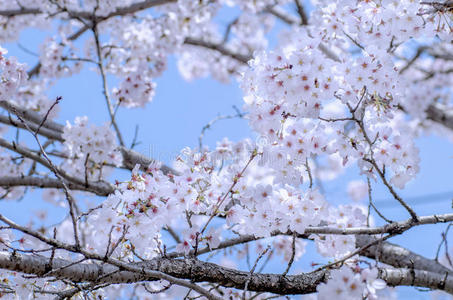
<box><xmin>0</xmin><ymin>7</ymin><xmax>41</xmax><ymax>17</ymax></box>
<box><xmin>0</xmin><ymin>115</ymin><xmax>63</xmax><ymax>142</ymax></box>
<box><xmin>0</xmin><ymin>0</ymin><xmax>175</xmax><ymax>19</ymax></box>
<box><xmin>0</xmin><ymin>176</ymin><xmax>113</xmax><ymax>196</ymax></box>
<box><xmin>1</xmin><ymin>250</ymin><xmax>452</xmax><ymax>295</ymax></box>
<box><xmin>88</xmin><ymin>0</ymin><xmax>177</xmax><ymax>20</ymax></box>
<box><xmin>0</xmin><ymin>101</ymin><xmax>64</xmax><ymax>134</ymax></box>
<box><xmin>1</xmin><ymin>208</ymin><xmax>452</xmax><ymax>295</ymax></box>
<box><xmin>358</xmin><ymin>235</ymin><xmax>452</xmax><ymax>275</ymax></box>
<box><xmin>183</xmin><ymin>222</ymin><xmax>453</xmax><ymax>277</ymax></box>
<box><xmin>294</xmin><ymin>0</ymin><xmax>308</xmax><ymax>25</ymax></box>
<box><xmin>119</xmin><ymin>146</ymin><xmax>178</xmax><ymax>175</ymax></box>
<box><xmin>0</xmin><ymin>251</ymin><xmax>327</xmax><ymax>295</ymax></box>
<box><xmin>266</xmin><ymin>6</ymin><xmax>299</xmax><ymax>25</ymax></box>
<box><xmin>427</xmin><ymin>103</ymin><xmax>453</xmax><ymax>131</ymax></box>
<box><xmin>380</xmin><ymin>268</ymin><xmax>453</xmax><ymax>294</ymax></box>
<box><xmin>184</xmin><ymin>37</ymin><xmax>252</xmax><ymax>64</ymax></box>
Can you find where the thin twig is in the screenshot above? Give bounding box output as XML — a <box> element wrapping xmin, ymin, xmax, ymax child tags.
<box><xmin>130</xmin><ymin>125</ymin><xmax>141</xmax><ymax>149</ymax></box>
<box><xmin>294</xmin><ymin>0</ymin><xmax>308</xmax><ymax>25</ymax></box>
<box><xmin>12</xmin><ymin>107</ymin><xmax>81</xmax><ymax>250</ymax></box>
<box><xmin>351</xmin><ymin>107</ymin><xmax>418</xmax><ymax>221</ymax></box>
<box><xmin>367</xmin><ymin>177</ymin><xmax>393</xmax><ymax>224</ymax></box>
<box><xmin>198</xmin><ymin>106</ymin><xmax>245</xmax><ymax>150</ymax></box>
<box><xmin>282</xmin><ymin>232</ymin><xmax>297</xmax><ymax>276</ymax></box>
<box><xmin>305</xmin><ymin>158</ymin><xmax>313</xmax><ymax>189</ymax></box>
<box><xmin>200</xmin><ymin>150</ymin><xmax>257</xmax><ymax>235</ymax></box>
<box><xmin>242</xmin><ymin>245</ymin><xmax>271</xmax><ymax>300</ymax></box>
<box><xmin>91</xmin><ymin>24</ymin><xmax>125</xmax><ymax>147</ymax></box>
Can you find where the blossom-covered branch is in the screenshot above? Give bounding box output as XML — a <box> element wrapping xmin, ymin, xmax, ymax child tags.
<box><xmin>0</xmin><ymin>0</ymin><xmax>452</xmax><ymax>299</ymax></box>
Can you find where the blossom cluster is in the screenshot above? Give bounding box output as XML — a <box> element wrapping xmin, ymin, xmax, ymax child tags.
<box><xmin>87</xmin><ymin>138</ymin><xmax>368</xmax><ymax>261</ymax></box>
<box><xmin>0</xmin><ymin>1</ymin><xmax>50</xmax><ymax>43</ymax></box>
<box><xmin>112</xmin><ymin>70</ymin><xmax>157</xmax><ymax>108</ymax></box>
<box><xmin>317</xmin><ymin>266</ymin><xmax>389</xmax><ymax>300</ymax></box>
<box><xmin>0</xmin><ymin>47</ymin><xmax>27</xmax><ymax>100</ymax></box>
<box><xmin>0</xmin><ymin>0</ymin><xmax>282</xmax><ymax>110</ymax></box>
<box><xmin>0</xmin><ymin>46</ymin><xmax>59</xmax><ymax>129</ymax></box>
<box><xmin>12</xmin><ymin>81</ymin><xmax>59</xmax><ymax>117</ymax></box>
<box><xmin>102</xmin><ymin>1</ymin><xmax>222</xmax><ymax>107</ymax></box>
<box><xmin>62</xmin><ymin>116</ymin><xmax>123</xmax><ymax>180</ymax></box>
<box><xmin>39</xmin><ymin>36</ymin><xmax>82</xmax><ymax>80</ymax></box>
<box><xmin>312</xmin><ymin>0</ymin><xmax>451</xmax><ymax>46</ymax></box>
<box><xmin>0</xmin><ymin>148</ymin><xmax>30</xmax><ymax>201</ymax></box>
<box><xmin>241</xmin><ymin>23</ymin><xmax>421</xmax><ymax>188</ymax></box>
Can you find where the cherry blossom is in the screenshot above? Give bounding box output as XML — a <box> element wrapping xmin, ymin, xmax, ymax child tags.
<box><xmin>62</xmin><ymin>116</ymin><xmax>123</xmax><ymax>180</ymax></box>
<box><xmin>0</xmin><ymin>1</ymin><xmax>451</xmax><ymax>299</ymax></box>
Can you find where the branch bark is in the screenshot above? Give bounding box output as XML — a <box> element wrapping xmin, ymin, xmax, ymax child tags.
<box><xmin>0</xmin><ymin>0</ymin><xmax>175</xmax><ymax>19</ymax></box>
<box><xmin>0</xmin><ymin>101</ymin><xmax>64</xmax><ymax>134</ymax></box>
<box><xmin>357</xmin><ymin>235</ymin><xmax>452</xmax><ymax>274</ymax></box>
<box><xmin>0</xmin><ymin>251</ymin><xmax>327</xmax><ymax>295</ymax></box>
<box><xmin>1</xmin><ymin>250</ymin><xmax>452</xmax><ymax>294</ymax></box>
<box><xmin>380</xmin><ymin>268</ymin><xmax>453</xmax><ymax>294</ymax></box>
<box><xmin>184</xmin><ymin>37</ymin><xmax>252</xmax><ymax>64</ymax></box>
<box><xmin>426</xmin><ymin>103</ymin><xmax>453</xmax><ymax>131</ymax></box>
<box><xmin>0</xmin><ymin>176</ymin><xmax>113</xmax><ymax>196</ymax></box>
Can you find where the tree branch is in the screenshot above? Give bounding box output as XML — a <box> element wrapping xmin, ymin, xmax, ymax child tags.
<box><xmin>426</xmin><ymin>103</ymin><xmax>453</xmax><ymax>131</ymax></box>
<box><xmin>91</xmin><ymin>24</ymin><xmax>125</xmax><ymax>147</ymax></box>
<box><xmin>0</xmin><ymin>137</ymin><xmax>114</xmax><ymax>196</ymax></box>
<box><xmin>184</xmin><ymin>37</ymin><xmax>252</xmax><ymax>64</ymax></box>
<box><xmin>0</xmin><ymin>101</ymin><xmax>178</xmax><ymax>175</ymax></box>
<box><xmin>0</xmin><ymin>0</ymin><xmax>175</xmax><ymax>19</ymax></box>
<box><xmin>0</xmin><ymin>101</ymin><xmax>64</xmax><ymax>134</ymax></box>
<box><xmin>380</xmin><ymin>267</ymin><xmax>453</xmax><ymax>294</ymax></box>
<box><xmin>358</xmin><ymin>235</ymin><xmax>452</xmax><ymax>275</ymax></box>
<box><xmin>1</xmin><ymin>250</ymin><xmax>452</xmax><ymax>295</ymax></box>
<box><xmin>0</xmin><ymin>251</ymin><xmax>327</xmax><ymax>295</ymax></box>
<box><xmin>0</xmin><ymin>176</ymin><xmax>113</xmax><ymax>196</ymax></box>
<box><xmin>0</xmin><ymin>114</ymin><xmax>63</xmax><ymax>142</ymax></box>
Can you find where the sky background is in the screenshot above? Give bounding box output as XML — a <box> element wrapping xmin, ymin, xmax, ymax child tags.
<box><xmin>0</xmin><ymin>4</ymin><xmax>452</xmax><ymax>299</ymax></box>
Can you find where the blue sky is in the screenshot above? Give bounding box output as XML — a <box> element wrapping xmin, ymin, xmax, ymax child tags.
<box><xmin>1</xmin><ymin>9</ymin><xmax>453</xmax><ymax>299</ymax></box>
